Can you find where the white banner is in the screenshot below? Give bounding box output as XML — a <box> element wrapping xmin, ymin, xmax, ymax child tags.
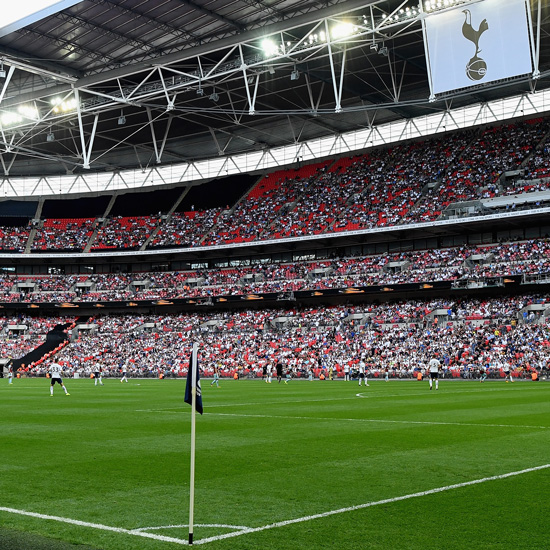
<box><xmin>424</xmin><ymin>0</ymin><xmax>533</xmax><ymax>95</ymax></box>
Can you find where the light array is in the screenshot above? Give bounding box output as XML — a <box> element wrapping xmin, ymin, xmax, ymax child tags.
<box><xmin>262</xmin><ymin>22</ymin><xmax>373</xmax><ymax>57</ymax></box>
<box><xmin>50</xmin><ymin>96</ymin><xmax>77</xmax><ymax>113</ymax></box>
<box><xmin>0</xmin><ymin>104</ymin><xmax>39</xmax><ymax>126</ymax></box>
<box><xmin>423</xmin><ymin>0</ymin><xmax>467</xmax><ymax>12</ymax></box>
<box><xmin>0</xmin><ymin>96</ymin><xmax>77</xmax><ymax>128</ymax></box>
<box><xmin>261</xmin><ymin>4</ymin><xmax>423</xmax><ymax>58</ymax></box>
<box><xmin>382</xmin><ymin>6</ymin><xmax>420</xmax><ymax>21</ymax></box>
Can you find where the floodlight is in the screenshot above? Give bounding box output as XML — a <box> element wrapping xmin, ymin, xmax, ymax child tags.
<box><xmin>50</xmin><ymin>96</ymin><xmax>77</xmax><ymax>113</ymax></box>
<box><xmin>331</xmin><ymin>22</ymin><xmax>354</xmax><ymax>39</ymax></box>
<box><xmin>46</xmin><ymin>132</ymin><xmax>55</xmax><ymax>142</ymax></box>
<box><xmin>261</xmin><ymin>39</ymin><xmax>278</xmax><ymax>57</ymax></box>
<box><xmin>1</xmin><ymin>112</ymin><xmax>22</xmax><ymax>125</ymax></box>
<box><xmin>290</xmin><ymin>69</ymin><xmax>300</xmax><ymax>81</ymax></box>
<box><xmin>18</xmin><ymin>105</ymin><xmax>38</xmax><ymax>120</ymax></box>
<box><xmin>209</xmin><ymin>92</ymin><xmax>219</xmax><ymax>102</ymax></box>
<box><xmin>118</xmin><ymin>115</ymin><xmax>126</xmax><ymax>125</ymax></box>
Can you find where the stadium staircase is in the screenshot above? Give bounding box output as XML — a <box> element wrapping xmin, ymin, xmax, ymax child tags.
<box><xmin>24</xmin><ymin>226</ymin><xmax>38</xmax><ymax>254</ymax></box>
<box><xmin>141</xmin><ymin>187</ymin><xmax>191</xmax><ymax>250</ymax></box>
<box><xmin>11</xmin><ymin>317</ymin><xmax>85</xmax><ymax>370</ymax></box>
<box><xmin>24</xmin><ymin>199</ymin><xmax>43</xmax><ymax>253</ymax></box>
<box><xmin>83</xmin><ymin>195</ymin><xmax>116</xmax><ymax>252</ymax></box>
<box><xmin>195</xmin><ymin>175</ymin><xmax>262</xmax><ymax>246</ymax></box>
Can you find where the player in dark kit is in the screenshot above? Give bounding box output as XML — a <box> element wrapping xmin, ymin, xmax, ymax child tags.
<box><xmin>276</xmin><ymin>361</ymin><xmax>283</xmax><ymax>383</ymax></box>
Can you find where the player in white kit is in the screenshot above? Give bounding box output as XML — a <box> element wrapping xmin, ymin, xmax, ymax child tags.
<box><xmin>49</xmin><ymin>361</ymin><xmax>69</xmax><ymax>396</ymax></box>
<box><xmin>428</xmin><ymin>356</ymin><xmax>440</xmax><ymax>390</ymax></box>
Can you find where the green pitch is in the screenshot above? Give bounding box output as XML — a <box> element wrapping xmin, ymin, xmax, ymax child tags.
<box><xmin>1</xmin><ymin>377</ymin><xmax>549</xmax><ymax>550</ymax></box>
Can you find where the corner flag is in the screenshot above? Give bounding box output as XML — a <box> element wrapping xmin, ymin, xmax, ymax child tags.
<box><xmin>184</xmin><ymin>345</ymin><xmax>203</xmax><ymax>414</ymax></box>
<box><xmin>185</xmin><ymin>343</ymin><xmax>203</xmax><ymax>545</ymax></box>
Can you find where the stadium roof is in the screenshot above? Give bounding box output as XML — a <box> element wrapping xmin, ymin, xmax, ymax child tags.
<box><xmin>1</xmin><ymin>0</ymin><xmax>550</xmax><ymax>179</ymax></box>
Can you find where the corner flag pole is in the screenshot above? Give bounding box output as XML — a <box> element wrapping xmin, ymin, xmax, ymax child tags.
<box><xmin>189</xmin><ymin>341</ymin><xmax>198</xmax><ymax>545</ymax></box>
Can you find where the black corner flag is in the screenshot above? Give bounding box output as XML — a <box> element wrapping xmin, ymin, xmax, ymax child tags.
<box><xmin>184</xmin><ymin>345</ymin><xmax>203</xmax><ymax>414</ymax></box>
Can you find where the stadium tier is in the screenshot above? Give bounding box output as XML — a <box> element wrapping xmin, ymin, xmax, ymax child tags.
<box><xmin>1</xmin><ymin>117</ymin><xmax>550</xmax><ymax>253</ymax></box>
<box><xmin>4</xmin><ymin>295</ymin><xmax>549</xmax><ymax>381</ymax></box>
<box><xmin>0</xmin><ymin>238</ymin><xmax>548</xmax><ymax>306</ymax></box>
<box><xmin>1</xmin><ymin>116</ymin><xmax>550</xmax><ymax>382</ymax></box>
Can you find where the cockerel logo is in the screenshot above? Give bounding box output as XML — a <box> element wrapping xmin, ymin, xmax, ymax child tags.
<box><xmin>462</xmin><ymin>9</ymin><xmax>489</xmax><ymax>81</ymax></box>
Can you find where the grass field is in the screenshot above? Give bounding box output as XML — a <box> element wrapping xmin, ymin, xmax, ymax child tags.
<box><xmin>1</xmin><ymin>376</ymin><xmax>549</xmax><ymax>550</ymax></box>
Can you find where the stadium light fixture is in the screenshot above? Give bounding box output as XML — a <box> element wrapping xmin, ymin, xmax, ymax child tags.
<box><xmin>209</xmin><ymin>91</ymin><xmax>219</xmax><ymax>102</ymax></box>
<box><xmin>1</xmin><ymin>112</ymin><xmax>22</xmax><ymax>125</ymax></box>
<box><xmin>50</xmin><ymin>96</ymin><xmax>77</xmax><ymax>114</ymax></box>
<box><xmin>18</xmin><ymin>105</ymin><xmax>39</xmax><ymax>120</ymax></box>
<box><xmin>117</xmin><ymin>110</ymin><xmax>126</xmax><ymax>125</ymax></box>
<box><xmin>1</xmin><ymin>104</ymin><xmax>40</xmax><ymax>127</ymax></box>
<box><xmin>0</xmin><ymin>63</ymin><xmax>5</xmax><ymax>78</ymax></box>
<box><xmin>331</xmin><ymin>22</ymin><xmax>355</xmax><ymax>40</ymax></box>
<box><xmin>261</xmin><ymin>38</ymin><xmax>279</xmax><ymax>57</ymax></box>
<box><xmin>290</xmin><ymin>66</ymin><xmax>300</xmax><ymax>81</ymax></box>
<box><xmin>423</xmin><ymin>0</ymin><xmax>463</xmax><ymax>13</ymax></box>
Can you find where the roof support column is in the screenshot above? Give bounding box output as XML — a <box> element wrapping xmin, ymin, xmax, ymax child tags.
<box><xmin>74</xmin><ymin>88</ymin><xmax>97</xmax><ymax>169</ymax></box>
<box><xmin>325</xmin><ymin>20</ymin><xmax>346</xmax><ymax>113</ymax></box>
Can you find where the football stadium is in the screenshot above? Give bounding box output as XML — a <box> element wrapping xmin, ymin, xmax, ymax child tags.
<box><xmin>1</xmin><ymin>0</ymin><xmax>550</xmax><ymax>548</ymax></box>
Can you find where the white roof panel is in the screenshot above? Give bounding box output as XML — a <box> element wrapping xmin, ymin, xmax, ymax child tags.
<box><xmin>0</xmin><ymin>1</ymin><xmax>83</xmax><ymax>38</ymax></box>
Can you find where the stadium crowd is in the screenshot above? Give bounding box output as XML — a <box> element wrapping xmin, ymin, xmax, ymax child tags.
<box><xmin>1</xmin><ymin>117</ymin><xmax>550</xmax><ymax>253</ymax></box>
<box><xmin>0</xmin><ymin>237</ymin><xmax>549</xmax><ymax>303</ymax></box>
<box><xmin>2</xmin><ymin>117</ymin><xmax>550</xmax><ymax>388</ymax></box>
<box><xmin>4</xmin><ymin>294</ymin><xmax>549</xmax><ymax>382</ymax></box>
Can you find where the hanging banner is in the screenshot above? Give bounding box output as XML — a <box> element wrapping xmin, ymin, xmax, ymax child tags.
<box><xmin>424</xmin><ymin>0</ymin><xmax>533</xmax><ymax>96</ymax></box>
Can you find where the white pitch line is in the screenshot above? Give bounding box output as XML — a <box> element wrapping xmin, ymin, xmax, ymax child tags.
<box><xmin>205</xmin><ymin>412</ymin><xmax>550</xmax><ymax>430</ymax></box>
<box><xmin>356</xmin><ymin>385</ymin><xmax>548</xmax><ymax>398</ymax></box>
<box><xmin>132</xmin><ymin>523</ymin><xmax>250</xmax><ymax>532</ymax></box>
<box><xmin>0</xmin><ymin>507</ymin><xmax>188</xmax><ymax>546</ymax></box>
<box><xmin>135</xmin><ymin>384</ymin><xmax>549</xmax><ymax>414</ymax></box>
<box><xmin>193</xmin><ymin>464</ymin><xmax>550</xmax><ymax>545</ymax></box>
<box><xmin>133</xmin><ymin>390</ymin><xmax>472</xmax><ymax>413</ymax></box>
<box><xmin>135</xmin><ymin>395</ymin><xmax>358</xmax><ymax>413</ymax></box>
<box><xmin>2</xmin><ymin>465</ymin><xmax>548</xmax><ymax>546</ymax></box>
